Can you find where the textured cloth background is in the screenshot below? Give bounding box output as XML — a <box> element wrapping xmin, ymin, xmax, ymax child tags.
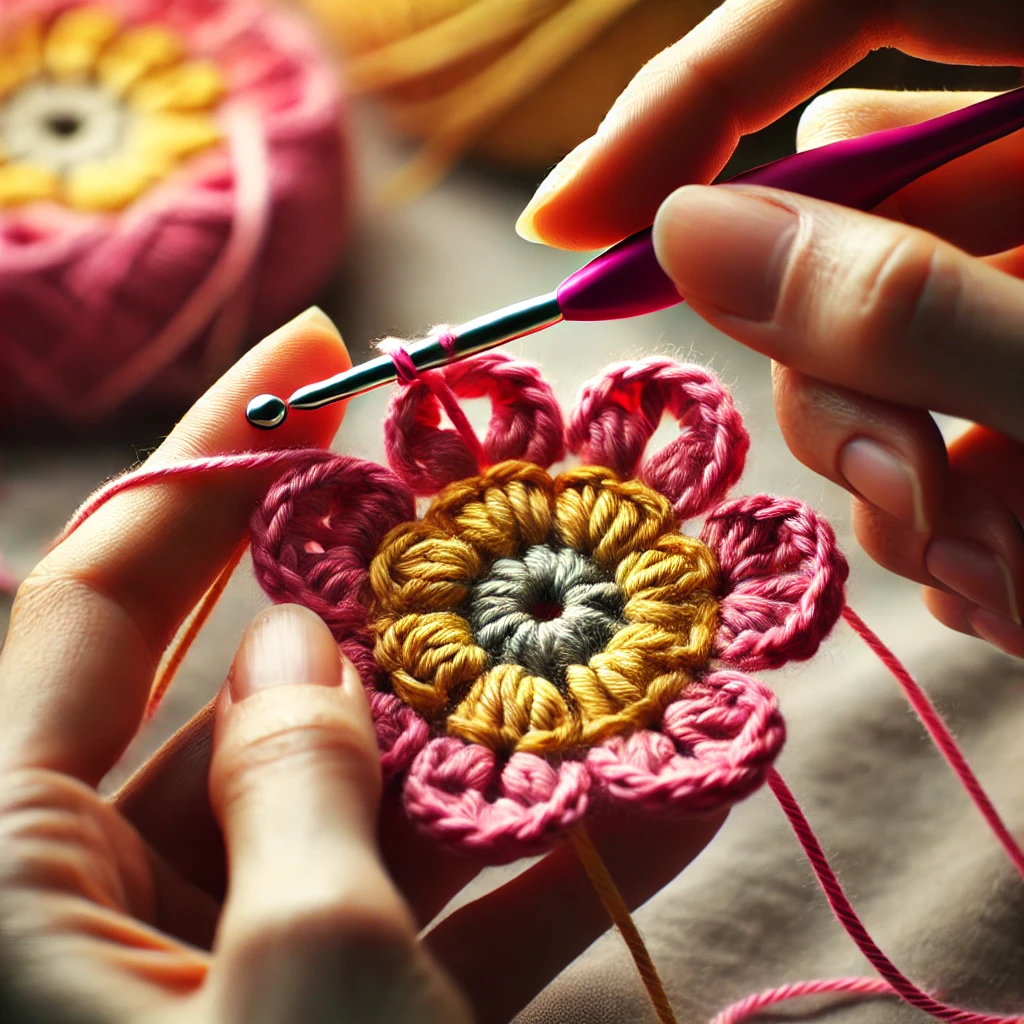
<box><xmin>1</xmin><ymin>105</ymin><xmax>1022</xmax><ymax>1023</ymax></box>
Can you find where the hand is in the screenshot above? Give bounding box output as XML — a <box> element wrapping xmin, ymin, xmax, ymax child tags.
<box><xmin>0</xmin><ymin>311</ymin><xmax>723</xmax><ymax>1024</ymax></box>
<box><xmin>516</xmin><ymin>0</ymin><xmax>1024</xmax><ymax>657</ymax></box>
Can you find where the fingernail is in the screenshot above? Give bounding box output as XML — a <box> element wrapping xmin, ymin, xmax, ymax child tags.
<box><xmin>926</xmin><ymin>538</ymin><xmax>1021</xmax><ymax>624</ymax></box>
<box><xmin>288</xmin><ymin>305</ymin><xmax>339</xmax><ymax>334</ymax></box>
<box><xmin>516</xmin><ymin>138</ymin><xmax>596</xmax><ymax>243</ymax></box>
<box><xmin>967</xmin><ymin>606</ymin><xmax>1024</xmax><ymax>658</ymax></box>
<box><xmin>230</xmin><ymin>604</ymin><xmax>341</xmax><ymax>699</ymax></box>
<box><xmin>838</xmin><ymin>438</ymin><xmax>929</xmax><ymax>533</ymax></box>
<box><xmin>652</xmin><ymin>185</ymin><xmax>797</xmax><ymax>321</ymax></box>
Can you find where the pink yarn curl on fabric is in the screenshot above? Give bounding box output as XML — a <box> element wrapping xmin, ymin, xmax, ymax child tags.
<box><xmin>567</xmin><ymin>357</ymin><xmax>750</xmax><ymax>520</ymax></box>
<box><xmin>0</xmin><ymin>0</ymin><xmax>350</xmax><ymax>428</ymax></box>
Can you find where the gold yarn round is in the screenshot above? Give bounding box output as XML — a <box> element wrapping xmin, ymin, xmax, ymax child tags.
<box><xmin>299</xmin><ymin>0</ymin><xmax>721</xmax><ymax>199</ymax></box>
<box><xmin>369</xmin><ymin>460</ymin><xmax>720</xmax><ymax>755</ymax></box>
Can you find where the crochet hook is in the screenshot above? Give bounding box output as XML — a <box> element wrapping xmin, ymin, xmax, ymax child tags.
<box><xmin>247</xmin><ymin>85</ymin><xmax>1024</xmax><ymax>429</ymax></box>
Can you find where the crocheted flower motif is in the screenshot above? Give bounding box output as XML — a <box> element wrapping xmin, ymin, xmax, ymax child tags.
<box><xmin>252</xmin><ymin>353</ymin><xmax>849</xmax><ymax>860</ymax></box>
<box><xmin>0</xmin><ymin>4</ymin><xmax>224</xmax><ymax>210</ymax></box>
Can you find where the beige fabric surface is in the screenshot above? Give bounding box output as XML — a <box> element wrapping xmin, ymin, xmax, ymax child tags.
<box><xmin>1</xmin><ymin>106</ymin><xmax>1022</xmax><ymax>1023</ymax></box>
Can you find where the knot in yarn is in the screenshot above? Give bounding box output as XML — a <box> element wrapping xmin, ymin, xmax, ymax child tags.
<box><xmin>369</xmin><ymin>460</ymin><xmax>721</xmax><ymax>756</ymax></box>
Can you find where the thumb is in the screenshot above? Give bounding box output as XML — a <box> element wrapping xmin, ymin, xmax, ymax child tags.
<box><xmin>208</xmin><ymin>604</ymin><xmax>468</xmax><ymax>1024</ymax></box>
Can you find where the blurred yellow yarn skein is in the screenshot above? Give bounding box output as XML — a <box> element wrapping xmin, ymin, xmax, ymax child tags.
<box><xmin>301</xmin><ymin>0</ymin><xmax>720</xmax><ymax>199</ymax></box>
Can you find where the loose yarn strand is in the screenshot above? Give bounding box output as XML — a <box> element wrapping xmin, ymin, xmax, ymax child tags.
<box><xmin>568</xmin><ymin>824</ymin><xmax>679</xmax><ymax>1024</ymax></box>
<box><xmin>145</xmin><ymin>537</ymin><xmax>249</xmax><ymax>718</ymax></box>
<box><xmin>842</xmin><ymin>605</ymin><xmax>1024</xmax><ymax>880</ymax></box>
<box><xmin>707</xmin><ymin>976</ymin><xmax>897</xmax><ymax>1024</ymax></box>
<box><xmin>767</xmin><ymin>769</ymin><xmax>1023</xmax><ymax>1024</ymax></box>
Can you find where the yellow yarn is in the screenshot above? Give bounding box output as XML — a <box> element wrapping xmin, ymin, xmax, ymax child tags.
<box><xmin>0</xmin><ymin>7</ymin><xmax>224</xmax><ymax>211</ymax></box>
<box><xmin>299</xmin><ymin>0</ymin><xmax>721</xmax><ymax>199</ymax></box>
<box><xmin>369</xmin><ymin>460</ymin><xmax>720</xmax><ymax>755</ymax></box>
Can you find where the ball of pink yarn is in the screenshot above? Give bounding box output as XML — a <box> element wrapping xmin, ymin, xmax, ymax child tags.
<box><xmin>0</xmin><ymin>0</ymin><xmax>351</xmax><ymax>429</ymax></box>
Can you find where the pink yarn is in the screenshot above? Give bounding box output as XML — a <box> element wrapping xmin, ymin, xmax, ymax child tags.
<box><xmin>0</xmin><ymin>0</ymin><xmax>350</xmax><ymax>428</ymax></box>
<box><xmin>383</xmin><ymin>349</ymin><xmax>565</xmax><ymax>494</ymax></box>
<box><xmin>842</xmin><ymin>607</ymin><xmax>1024</xmax><ymax>878</ymax></box>
<box><xmin>702</xmin><ymin>495</ymin><xmax>849</xmax><ymax>671</ymax></box>
<box><xmin>708</xmin><ymin>977</ymin><xmax>898</xmax><ymax>1024</ymax></box>
<box><xmin>566</xmin><ymin>357</ymin><xmax>749</xmax><ymax>520</ymax></box>
<box><xmin>767</xmin><ymin>769</ymin><xmax>1023</xmax><ymax>1024</ymax></box>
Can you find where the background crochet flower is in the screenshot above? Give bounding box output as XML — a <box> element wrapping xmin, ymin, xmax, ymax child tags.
<box><xmin>251</xmin><ymin>352</ymin><xmax>849</xmax><ymax>860</ymax></box>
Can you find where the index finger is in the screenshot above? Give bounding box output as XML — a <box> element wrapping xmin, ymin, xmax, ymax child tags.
<box><xmin>0</xmin><ymin>308</ymin><xmax>350</xmax><ymax>785</ymax></box>
<box><xmin>515</xmin><ymin>0</ymin><xmax>1024</xmax><ymax>250</ymax></box>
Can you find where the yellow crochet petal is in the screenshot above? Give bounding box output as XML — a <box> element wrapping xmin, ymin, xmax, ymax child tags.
<box><xmin>130</xmin><ymin>111</ymin><xmax>222</xmax><ymax>163</ymax></box>
<box><xmin>617</xmin><ymin>533</ymin><xmax>719</xmax><ymax>631</ymax></box>
<box><xmin>554</xmin><ymin>467</ymin><xmax>676</xmax><ymax>570</ymax></box>
<box><xmin>131</xmin><ymin>61</ymin><xmax>226</xmax><ymax>112</ymax></box>
<box><xmin>447</xmin><ymin>663</ymin><xmax>579</xmax><ymax>755</ymax></box>
<box><xmin>96</xmin><ymin>25</ymin><xmax>184</xmax><ymax>95</ymax></box>
<box><xmin>0</xmin><ymin>20</ymin><xmax>44</xmax><ymax>99</ymax></box>
<box><xmin>370</xmin><ymin>524</ymin><xmax>485</xmax><ymax>616</ymax></box>
<box><xmin>0</xmin><ymin>162</ymin><xmax>60</xmax><ymax>206</ymax></box>
<box><xmin>375</xmin><ymin>611</ymin><xmax>488</xmax><ymax>719</ymax></box>
<box><xmin>44</xmin><ymin>7</ymin><xmax>121</xmax><ymax>79</ymax></box>
<box><xmin>64</xmin><ymin>152</ymin><xmax>166</xmax><ymax>211</ymax></box>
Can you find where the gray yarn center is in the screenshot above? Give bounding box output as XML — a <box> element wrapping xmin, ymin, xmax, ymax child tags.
<box><xmin>466</xmin><ymin>543</ymin><xmax>624</xmax><ymax>685</ymax></box>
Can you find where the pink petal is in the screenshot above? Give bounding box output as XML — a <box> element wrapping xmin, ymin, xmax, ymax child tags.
<box><xmin>384</xmin><ymin>351</ymin><xmax>564</xmax><ymax>496</ymax></box>
<box><xmin>250</xmin><ymin>454</ymin><xmax>414</xmax><ymax>682</ymax></box>
<box><xmin>566</xmin><ymin>358</ymin><xmax>749</xmax><ymax>520</ymax></box>
<box><xmin>587</xmin><ymin>670</ymin><xmax>784</xmax><ymax>814</ymax></box>
<box><xmin>404</xmin><ymin>736</ymin><xmax>591</xmax><ymax>860</ymax></box>
<box><xmin>702</xmin><ymin>495</ymin><xmax>849</xmax><ymax>671</ymax></box>
<box><xmin>370</xmin><ymin>692</ymin><xmax>430</xmax><ymax>782</ymax></box>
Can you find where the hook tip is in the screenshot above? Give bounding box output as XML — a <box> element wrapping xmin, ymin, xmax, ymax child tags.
<box><xmin>246</xmin><ymin>394</ymin><xmax>288</xmax><ymax>429</ymax></box>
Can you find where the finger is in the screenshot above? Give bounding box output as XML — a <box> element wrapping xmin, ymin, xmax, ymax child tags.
<box><xmin>114</xmin><ymin>700</ymin><xmax>227</xmax><ymax>900</ymax></box>
<box><xmin>0</xmin><ymin>308</ymin><xmax>350</xmax><ymax>786</ymax></box>
<box><xmin>941</xmin><ymin>425</ymin><xmax>1024</xmax><ymax>652</ymax></box>
<box><xmin>209</xmin><ymin>604</ymin><xmax>469</xmax><ymax>1023</ymax></box>
<box><xmin>116</xmin><ymin>699</ymin><xmax>487</xmax><ymax>925</ymax></box>
<box><xmin>849</xmin><ymin>476</ymin><xmax>1024</xmax><ymax>629</ymax></box>
<box><xmin>771</xmin><ymin>366</ymin><xmax>1024</xmax><ymax>626</ymax></box>
<box><xmin>796</xmin><ymin>89</ymin><xmax>1024</xmax><ymax>256</ymax></box>
<box><xmin>924</xmin><ymin>586</ymin><xmax>1024</xmax><ymax>657</ymax></box>
<box><xmin>516</xmin><ymin>0</ymin><xmax>1024</xmax><ymax>248</ymax></box>
<box><xmin>651</xmin><ymin>185</ymin><xmax>1024</xmax><ymax>441</ymax></box>
<box><xmin>772</xmin><ymin>363</ymin><xmax>945</xmax><ymax>533</ymax></box>
<box><xmin>114</xmin><ymin>703</ymin><xmax>485</xmax><ymax>927</ymax></box>
<box><xmin>426</xmin><ymin>808</ymin><xmax>726</xmax><ymax>1024</ymax></box>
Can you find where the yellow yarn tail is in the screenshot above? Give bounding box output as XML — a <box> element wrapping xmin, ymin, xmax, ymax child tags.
<box><xmin>569</xmin><ymin>823</ymin><xmax>680</xmax><ymax>1024</ymax></box>
<box><xmin>146</xmin><ymin>537</ymin><xmax>248</xmax><ymax>718</ymax></box>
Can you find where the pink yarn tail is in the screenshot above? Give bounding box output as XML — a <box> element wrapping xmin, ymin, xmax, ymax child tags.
<box><xmin>55</xmin><ymin>449</ymin><xmax>332</xmax><ymax>546</ymax></box>
<box><xmin>842</xmin><ymin>606</ymin><xmax>1024</xmax><ymax>881</ymax></box>
<box><xmin>768</xmin><ymin>769</ymin><xmax>1022</xmax><ymax>1023</ymax></box>
<box><xmin>708</xmin><ymin>976</ymin><xmax>896</xmax><ymax>1024</ymax></box>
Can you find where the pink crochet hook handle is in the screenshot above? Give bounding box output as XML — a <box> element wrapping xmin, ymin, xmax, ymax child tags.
<box><xmin>247</xmin><ymin>86</ymin><xmax>1024</xmax><ymax>428</ymax></box>
<box><xmin>559</xmin><ymin>85</ymin><xmax>1024</xmax><ymax>320</ymax></box>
